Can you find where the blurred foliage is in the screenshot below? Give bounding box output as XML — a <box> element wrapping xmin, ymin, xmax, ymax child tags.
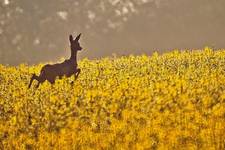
<box><xmin>0</xmin><ymin>0</ymin><xmax>225</xmax><ymax>65</ymax></box>
<box><xmin>0</xmin><ymin>47</ymin><xmax>224</xmax><ymax>149</ymax></box>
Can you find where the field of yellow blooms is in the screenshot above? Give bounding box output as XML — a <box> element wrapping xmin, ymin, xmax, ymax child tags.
<box><xmin>0</xmin><ymin>47</ymin><xmax>224</xmax><ymax>149</ymax></box>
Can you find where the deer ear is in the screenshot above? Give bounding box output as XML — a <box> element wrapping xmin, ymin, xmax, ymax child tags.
<box><xmin>69</xmin><ymin>35</ymin><xmax>73</xmax><ymax>43</ymax></box>
<box><xmin>75</xmin><ymin>33</ymin><xmax>81</xmax><ymax>41</ymax></box>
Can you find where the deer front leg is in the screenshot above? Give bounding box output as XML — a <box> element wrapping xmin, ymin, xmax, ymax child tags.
<box><xmin>75</xmin><ymin>68</ymin><xmax>81</xmax><ymax>80</ymax></box>
<box><xmin>71</xmin><ymin>68</ymin><xmax>81</xmax><ymax>85</ymax></box>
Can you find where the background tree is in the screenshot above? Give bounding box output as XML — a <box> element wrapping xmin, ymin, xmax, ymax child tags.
<box><xmin>0</xmin><ymin>0</ymin><xmax>225</xmax><ymax>65</ymax></box>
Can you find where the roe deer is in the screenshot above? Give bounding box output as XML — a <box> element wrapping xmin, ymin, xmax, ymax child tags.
<box><xmin>28</xmin><ymin>33</ymin><xmax>83</xmax><ymax>88</ymax></box>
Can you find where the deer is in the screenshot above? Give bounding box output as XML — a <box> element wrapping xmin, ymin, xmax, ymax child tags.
<box><xmin>28</xmin><ymin>33</ymin><xmax>83</xmax><ymax>89</ymax></box>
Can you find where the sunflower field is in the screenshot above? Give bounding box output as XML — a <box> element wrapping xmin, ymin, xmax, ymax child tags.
<box><xmin>0</xmin><ymin>47</ymin><xmax>224</xmax><ymax>149</ymax></box>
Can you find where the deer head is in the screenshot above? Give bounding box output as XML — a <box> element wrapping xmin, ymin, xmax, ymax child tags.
<box><xmin>69</xmin><ymin>33</ymin><xmax>82</xmax><ymax>51</ymax></box>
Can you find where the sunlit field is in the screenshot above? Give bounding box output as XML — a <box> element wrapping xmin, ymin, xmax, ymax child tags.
<box><xmin>0</xmin><ymin>47</ymin><xmax>224</xmax><ymax>149</ymax></box>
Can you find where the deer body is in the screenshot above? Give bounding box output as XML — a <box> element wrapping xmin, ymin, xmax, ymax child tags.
<box><xmin>28</xmin><ymin>34</ymin><xmax>82</xmax><ymax>88</ymax></box>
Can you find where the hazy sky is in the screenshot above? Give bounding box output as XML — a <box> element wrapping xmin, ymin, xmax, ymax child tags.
<box><xmin>0</xmin><ymin>0</ymin><xmax>225</xmax><ymax>65</ymax></box>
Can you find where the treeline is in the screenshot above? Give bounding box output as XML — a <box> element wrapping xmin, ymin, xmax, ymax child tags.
<box><xmin>0</xmin><ymin>0</ymin><xmax>225</xmax><ymax>65</ymax></box>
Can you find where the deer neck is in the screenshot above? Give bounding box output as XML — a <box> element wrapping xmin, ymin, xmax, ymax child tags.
<box><xmin>70</xmin><ymin>50</ymin><xmax>78</xmax><ymax>65</ymax></box>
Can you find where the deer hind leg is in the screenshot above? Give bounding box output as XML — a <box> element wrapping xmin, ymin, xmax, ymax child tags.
<box><xmin>28</xmin><ymin>74</ymin><xmax>39</xmax><ymax>89</ymax></box>
<box><xmin>47</xmin><ymin>78</ymin><xmax>55</xmax><ymax>84</ymax></box>
<box><xmin>28</xmin><ymin>73</ymin><xmax>46</xmax><ymax>89</ymax></box>
<box><xmin>36</xmin><ymin>77</ymin><xmax>47</xmax><ymax>88</ymax></box>
<box><xmin>36</xmin><ymin>72</ymin><xmax>49</xmax><ymax>88</ymax></box>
